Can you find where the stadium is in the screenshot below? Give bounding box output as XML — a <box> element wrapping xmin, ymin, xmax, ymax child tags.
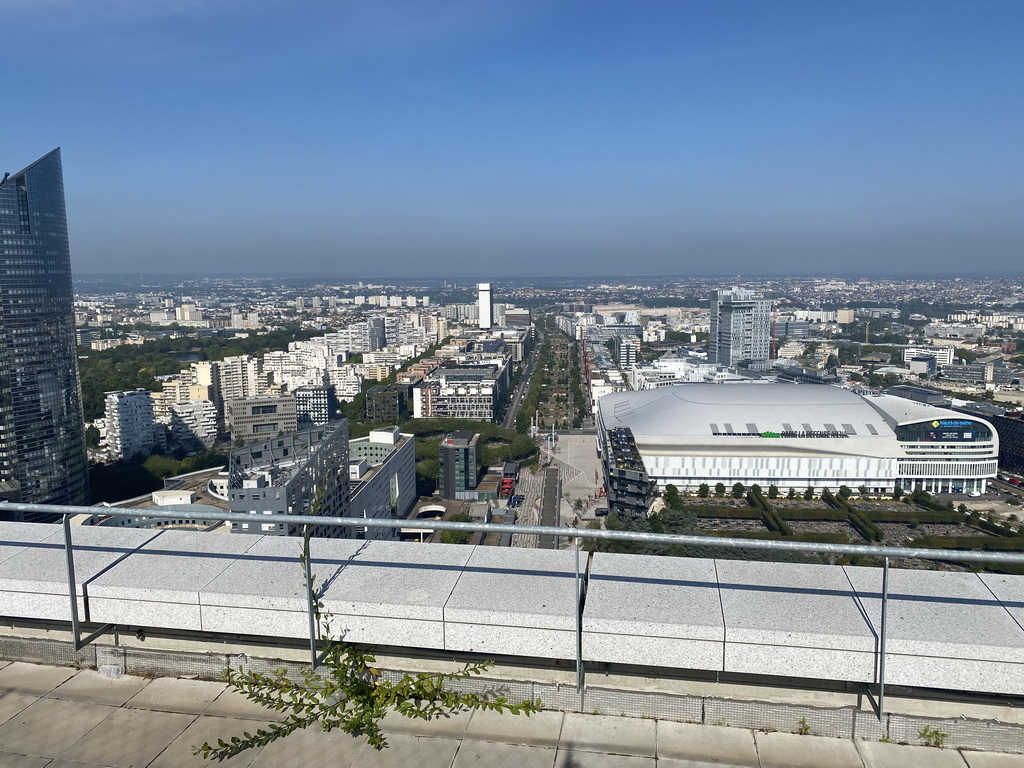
<box><xmin>596</xmin><ymin>383</ymin><xmax>998</xmax><ymax>507</ymax></box>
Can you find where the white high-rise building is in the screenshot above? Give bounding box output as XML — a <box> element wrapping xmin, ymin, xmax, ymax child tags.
<box><xmin>709</xmin><ymin>287</ymin><xmax>772</xmax><ymax>365</ymax></box>
<box><xmin>477</xmin><ymin>282</ymin><xmax>493</xmax><ymax>330</ymax></box>
<box><xmin>104</xmin><ymin>389</ymin><xmax>162</xmax><ymax>460</ymax></box>
<box><xmin>170</xmin><ymin>399</ymin><xmax>218</xmax><ymax>450</ymax></box>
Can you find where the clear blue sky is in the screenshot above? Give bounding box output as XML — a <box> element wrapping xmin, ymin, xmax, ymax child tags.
<box><xmin>3</xmin><ymin>0</ymin><xmax>1021</xmax><ymax>278</ymax></box>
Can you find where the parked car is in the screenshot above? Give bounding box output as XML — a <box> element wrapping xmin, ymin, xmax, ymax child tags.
<box><xmin>595</xmin><ymin>507</ymin><xmax>609</xmax><ymax>517</ymax></box>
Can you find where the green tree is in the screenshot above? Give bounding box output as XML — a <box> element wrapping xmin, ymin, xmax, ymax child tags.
<box><xmin>803</xmin><ymin>487</ymin><xmax>815</xmax><ymax>501</ymax></box>
<box><xmin>893</xmin><ymin>485</ymin><xmax>904</xmax><ymax>501</ymax></box>
<box><xmin>767</xmin><ymin>484</ymin><xmax>778</xmax><ymax>499</ymax></box>
<box><xmin>858</xmin><ymin>485</ymin><xmax>869</xmax><ymax>497</ymax></box>
<box><xmin>838</xmin><ymin>485</ymin><xmax>852</xmax><ymax>499</ymax></box>
<box><xmin>697</xmin><ymin>483</ymin><xmax>710</xmax><ymax>499</ymax></box>
<box><xmin>787</xmin><ymin>488</ymin><xmax>797</xmax><ymax>500</ymax></box>
<box><xmin>440</xmin><ymin>513</ymin><xmax>473</xmax><ymax>544</ymax></box>
<box><xmin>715</xmin><ymin>482</ymin><xmax>726</xmax><ymax>498</ymax></box>
<box><xmin>731</xmin><ymin>482</ymin><xmax>745</xmax><ymax>499</ymax></box>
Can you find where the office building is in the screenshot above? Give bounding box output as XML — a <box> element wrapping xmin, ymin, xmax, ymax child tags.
<box><xmin>709</xmin><ymin>287</ymin><xmax>772</xmax><ymax>365</ymax></box>
<box><xmin>412</xmin><ymin>363</ymin><xmax>510</xmax><ymax>422</ymax></box>
<box><xmin>439</xmin><ymin>431</ymin><xmax>479</xmax><ymax>499</ymax></box>
<box><xmin>227</xmin><ymin>394</ymin><xmax>297</xmax><ymax>444</ymax></box>
<box><xmin>227</xmin><ymin>422</ymin><xmax>349</xmax><ymax>538</ymax></box>
<box><xmin>0</xmin><ymin>149</ymin><xmax>89</xmax><ymax>515</ymax></box>
<box><xmin>365</xmin><ymin>384</ymin><xmax>407</xmax><ymax>423</ymax></box>
<box><xmin>597</xmin><ymin>383</ymin><xmax>998</xmax><ymax>500</ymax></box>
<box><xmin>348</xmin><ymin>426</ymin><xmax>416</xmax><ymax>540</ymax></box>
<box><xmin>478</xmin><ymin>283</ymin><xmax>493</xmax><ymax>330</ymax></box>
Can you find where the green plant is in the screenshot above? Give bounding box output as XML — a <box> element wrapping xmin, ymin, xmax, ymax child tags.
<box><xmin>194</xmin><ymin>494</ymin><xmax>539</xmax><ymax>760</ymax></box>
<box><xmin>798</xmin><ymin>717</ymin><xmax>811</xmax><ymax>735</ymax></box>
<box><xmin>918</xmin><ymin>724</ymin><xmax>948</xmax><ymax>748</ymax></box>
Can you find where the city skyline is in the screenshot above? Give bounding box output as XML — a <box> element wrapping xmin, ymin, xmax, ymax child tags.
<box><xmin>4</xmin><ymin>1</ymin><xmax>1021</xmax><ymax>278</ymax></box>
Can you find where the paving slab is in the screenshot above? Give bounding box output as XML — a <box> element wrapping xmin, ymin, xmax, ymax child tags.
<box><xmin>149</xmin><ymin>714</ymin><xmax>269</xmax><ymax>767</ymax></box>
<box><xmin>718</xmin><ymin>561</ymin><xmax>877</xmax><ymax>683</ymax></box>
<box><xmin>204</xmin><ymin>687</ymin><xmax>290</xmax><ymax>721</ymax></box>
<box><xmin>0</xmin><ymin>521</ymin><xmax>64</xmax><ymax>568</ymax></box>
<box><xmin>453</xmin><ymin>739</ymin><xmax>557</xmax><ymax>767</ymax></box>
<box><xmin>584</xmin><ymin>553</ymin><xmax>724</xmax><ymax>671</ymax></box>
<box><xmin>0</xmin><ymin>691</ymin><xmax>37</xmax><ymax>727</ymax></box>
<box><xmin>0</xmin><ymin>662</ymin><xmax>77</xmax><ymax>695</ymax></box>
<box><xmin>348</xmin><ymin>732</ymin><xmax>461</xmax><ymax>768</ymax></box>
<box><xmin>445</xmin><ymin>547</ymin><xmax>579</xmax><ymax>659</ymax></box>
<box><xmin>125</xmin><ymin>676</ymin><xmax>227</xmax><ymax>714</ymax></box>
<box><xmin>558</xmin><ymin>712</ymin><xmax>657</xmax><ymax>757</ymax></box>
<box><xmin>0</xmin><ymin>754</ymin><xmax>52</xmax><ymax>767</ymax></box>
<box><xmin>380</xmin><ymin>706</ymin><xmax>473</xmax><ymax>739</ymax></box>
<box><xmin>754</xmin><ymin>730</ymin><xmax>864</xmax><ymax>768</ymax></box>
<box><xmin>47</xmin><ymin>669</ymin><xmax>150</xmax><ymax>706</ymax></box>
<box><xmin>844</xmin><ymin>568</ymin><xmax>1024</xmax><ymax>695</ymax></box>
<box><xmin>856</xmin><ymin>739</ymin><xmax>968</xmax><ymax>767</ymax></box>
<box><xmin>87</xmin><ymin>530</ymin><xmax>262</xmax><ymax>631</ymax></box>
<box><xmin>657</xmin><ymin>721</ymin><xmax>758</xmax><ymax>765</ymax></box>
<box><xmin>202</xmin><ymin>538</ymin><xmax>476</xmax><ymax>647</ymax></box>
<box><xmin>553</xmin><ymin>750</ymin><xmax>655</xmax><ymax>767</ymax></box>
<box><xmin>247</xmin><ymin>720</ymin><xmax>367</xmax><ymax>767</ymax></box>
<box><xmin>0</xmin><ymin>526</ymin><xmax>159</xmax><ymax>623</ymax></box>
<box><xmin>960</xmin><ymin>751</ymin><xmax>1024</xmax><ymax>767</ymax></box>
<box><xmin>57</xmin><ymin>706</ymin><xmax>195</xmax><ymax>767</ymax></box>
<box><xmin>465</xmin><ymin>708</ymin><xmax>564</xmax><ymax>747</ymax></box>
<box><xmin>978</xmin><ymin>574</ymin><xmax>1024</xmax><ymax>631</ymax></box>
<box><xmin>0</xmin><ymin>697</ymin><xmax>116</xmax><ymax>758</ymax></box>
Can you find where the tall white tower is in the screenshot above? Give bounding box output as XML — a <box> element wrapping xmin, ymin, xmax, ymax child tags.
<box><xmin>477</xmin><ymin>283</ymin><xmax>493</xmax><ymax>330</ymax></box>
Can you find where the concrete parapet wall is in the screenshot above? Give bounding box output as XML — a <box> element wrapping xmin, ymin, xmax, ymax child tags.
<box><xmin>2</xmin><ymin>521</ymin><xmax>1024</xmax><ymax>699</ymax></box>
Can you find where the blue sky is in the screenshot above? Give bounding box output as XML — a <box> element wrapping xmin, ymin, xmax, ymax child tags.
<box><xmin>3</xmin><ymin>0</ymin><xmax>1021</xmax><ymax>278</ymax></box>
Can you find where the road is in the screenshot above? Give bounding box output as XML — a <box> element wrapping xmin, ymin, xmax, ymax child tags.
<box><xmin>502</xmin><ymin>329</ymin><xmax>543</xmax><ymax>429</ymax></box>
<box><xmin>538</xmin><ymin>466</ymin><xmax>560</xmax><ymax>549</ymax></box>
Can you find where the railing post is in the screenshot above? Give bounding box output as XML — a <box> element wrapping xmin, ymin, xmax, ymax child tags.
<box><xmin>304</xmin><ymin>528</ymin><xmax>318</xmax><ymax>670</ymax></box>
<box><xmin>574</xmin><ymin>535</ymin><xmax>584</xmax><ymax>693</ymax></box>
<box><xmin>878</xmin><ymin>556</ymin><xmax>890</xmax><ymax>722</ymax></box>
<box><xmin>62</xmin><ymin>514</ymin><xmax>82</xmax><ymax>648</ymax></box>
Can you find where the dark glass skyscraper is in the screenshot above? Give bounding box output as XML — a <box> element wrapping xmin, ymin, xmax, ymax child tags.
<box><xmin>0</xmin><ymin>149</ymin><xmax>89</xmax><ymax>518</ymax></box>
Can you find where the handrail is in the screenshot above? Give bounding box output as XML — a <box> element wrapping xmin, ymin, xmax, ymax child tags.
<box><xmin>3</xmin><ymin>501</ymin><xmax>1023</xmax><ymax>565</ymax></box>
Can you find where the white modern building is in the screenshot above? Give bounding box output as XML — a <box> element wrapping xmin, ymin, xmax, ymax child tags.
<box><xmin>709</xmin><ymin>287</ymin><xmax>772</xmax><ymax>365</ymax></box>
<box><xmin>477</xmin><ymin>282</ymin><xmax>493</xmax><ymax>330</ymax></box>
<box><xmin>104</xmin><ymin>389</ymin><xmax>162</xmax><ymax>460</ymax></box>
<box><xmin>169</xmin><ymin>399</ymin><xmax>218</xmax><ymax>450</ymax></box>
<box><xmin>597</xmin><ymin>383</ymin><xmax>998</xmax><ymax>496</ymax></box>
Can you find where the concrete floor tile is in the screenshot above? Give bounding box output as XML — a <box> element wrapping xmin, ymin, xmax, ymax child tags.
<box><xmin>656</xmin><ymin>761</ymin><xmax>759</xmax><ymax>768</ymax></box>
<box><xmin>47</xmin><ymin>670</ymin><xmax>150</xmax><ymax>706</ymax></box>
<box><xmin>465</xmin><ymin>708</ymin><xmax>564</xmax><ymax>747</ymax></box>
<box><xmin>857</xmin><ymin>739</ymin><xmax>967</xmax><ymax>767</ymax></box>
<box><xmin>248</xmin><ymin>722</ymin><xmax>367</xmax><ymax>768</ymax></box>
<box><xmin>553</xmin><ymin>750</ymin><xmax>656</xmax><ymax>767</ymax></box>
<box><xmin>0</xmin><ymin>753</ymin><xmax>51</xmax><ymax>768</ymax></box>
<box><xmin>960</xmin><ymin>752</ymin><xmax>1024</xmax><ymax>767</ymax></box>
<box><xmin>57</xmin><ymin>707</ymin><xmax>195</xmax><ymax>768</ymax></box>
<box><xmin>148</xmin><ymin>714</ymin><xmax>268</xmax><ymax>768</ymax></box>
<box><xmin>755</xmin><ymin>731</ymin><xmax>864</xmax><ymax>768</ymax></box>
<box><xmin>41</xmin><ymin>762</ymin><xmax>118</xmax><ymax>768</ymax></box>
<box><xmin>0</xmin><ymin>663</ymin><xmax>77</xmax><ymax>695</ymax></box>
<box><xmin>349</xmin><ymin>732</ymin><xmax>460</xmax><ymax>768</ymax></box>
<box><xmin>0</xmin><ymin>692</ymin><xmax>37</xmax><ymax>727</ymax></box>
<box><xmin>657</xmin><ymin>721</ymin><xmax>758</xmax><ymax>766</ymax></box>
<box><xmin>0</xmin><ymin>698</ymin><xmax>115</xmax><ymax>758</ymax></box>
<box><xmin>379</xmin><ymin>706</ymin><xmax>473</xmax><ymax>739</ymax></box>
<box><xmin>203</xmin><ymin>688</ymin><xmax>289</xmax><ymax>721</ymax></box>
<box><xmin>125</xmin><ymin>677</ymin><xmax>227</xmax><ymax>715</ymax></box>
<box><xmin>0</xmin><ymin>661</ymin><xmax>9</xmax><ymax>670</ymax></box>
<box><xmin>452</xmin><ymin>740</ymin><xmax>556</xmax><ymax>768</ymax></box>
<box><xmin>558</xmin><ymin>713</ymin><xmax>656</xmax><ymax>758</ymax></box>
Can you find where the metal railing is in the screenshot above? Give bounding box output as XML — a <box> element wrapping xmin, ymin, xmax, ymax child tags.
<box><xmin>3</xmin><ymin>500</ymin><xmax>1024</xmax><ymax>721</ymax></box>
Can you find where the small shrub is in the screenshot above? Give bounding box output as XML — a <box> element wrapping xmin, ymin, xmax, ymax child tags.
<box><xmin>918</xmin><ymin>725</ymin><xmax>948</xmax><ymax>748</ymax></box>
<box><xmin>798</xmin><ymin>717</ymin><xmax>811</xmax><ymax>735</ymax></box>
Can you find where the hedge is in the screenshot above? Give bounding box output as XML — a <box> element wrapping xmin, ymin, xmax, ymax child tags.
<box><xmin>910</xmin><ymin>536</ymin><xmax>1024</xmax><ymax>552</ymax></box>
<box><xmin>848</xmin><ymin>511</ymin><xmax>883</xmax><ymax>542</ymax></box>
<box><xmin>688</xmin><ymin>507</ymin><xmax>763</xmax><ymax>519</ymax></box>
<box><xmin>777</xmin><ymin>509</ymin><xmax>848</xmax><ymax>522</ymax></box>
<box><xmin>864</xmin><ymin>509</ymin><xmax>962</xmax><ymax>524</ymax></box>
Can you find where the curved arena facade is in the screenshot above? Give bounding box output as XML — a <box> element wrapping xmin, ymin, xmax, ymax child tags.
<box><xmin>597</xmin><ymin>383</ymin><xmax>998</xmax><ymax>503</ymax></box>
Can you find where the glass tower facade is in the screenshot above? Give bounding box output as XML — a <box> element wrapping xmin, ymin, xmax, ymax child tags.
<box><xmin>0</xmin><ymin>149</ymin><xmax>90</xmax><ymax>519</ymax></box>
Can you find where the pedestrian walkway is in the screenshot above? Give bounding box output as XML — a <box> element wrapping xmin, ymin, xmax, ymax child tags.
<box><xmin>0</xmin><ymin>662</ymin><xmax>1018</xmax><ymax>767</ymax></box>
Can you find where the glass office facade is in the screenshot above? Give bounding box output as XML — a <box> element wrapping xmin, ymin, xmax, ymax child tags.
<box><xmin>0</xmin><ymin>149</ymin><xmax>89</xmax><ymax>518</ymax></box>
